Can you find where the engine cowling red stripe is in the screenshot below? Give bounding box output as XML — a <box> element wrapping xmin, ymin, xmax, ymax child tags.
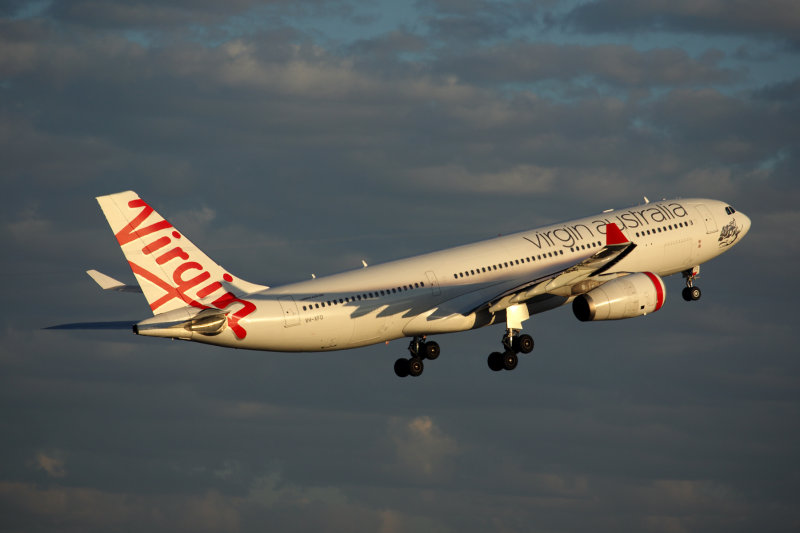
<box><xmin>643</xmin><ymin>271</ymin><xmax>665</xmax><ymax>311</ymax></box>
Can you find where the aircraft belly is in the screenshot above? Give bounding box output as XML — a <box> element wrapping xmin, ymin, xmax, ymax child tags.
<box><xmin>349</xmin><ymin>304</ymin><xmax>402</xmax><ymax>347</ymax></box>
<box><xmin>402</xmin><ymin>310</ymin><xmax>478</xmax><ymax>336</ymax></box>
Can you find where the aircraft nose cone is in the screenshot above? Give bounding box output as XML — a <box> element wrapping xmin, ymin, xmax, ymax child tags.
<box><xmin>739</xmin><ymin>213</ymin><xmax>751</xmax><ymax>238</ymax></box>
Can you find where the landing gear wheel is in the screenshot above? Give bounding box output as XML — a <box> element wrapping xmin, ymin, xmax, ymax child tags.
<box><xmin>488</xmin><ymin>352</ymin><xmax>504</xmax><ymax>372</ymax></box>
<box><xmin>502</xmin><ymin>351</ymin><xmax>518</xmax><ymax>371</ymax></box>
<box><xmin>682</xmin><ymin>286</ymin><xmax>701</xmax><ymax>301</ymax></box>
<box><xmin>517</xmin><ymin>334</ymin><xmax>534</xmax><ymax>354</ymax></box>
<box><xmin>408</xmin><ymin>357</ymin><xmax>424</xmax><ymax>377</ymax></box>
<box><xmin>423</xmin><ymin>341</ymin><xmax>440</xmax><ymax>360</ymax></box>
<box><xmin>394</xmin><ymin>358</ymin><xmax>410</xmax><ymax>378</ymax></box>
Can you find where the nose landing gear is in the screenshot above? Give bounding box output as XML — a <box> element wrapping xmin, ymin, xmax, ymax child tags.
<box><xmin>682</xmin><ymin>266</ymin><xmax>702</xmax><ymax>301</ymax></box>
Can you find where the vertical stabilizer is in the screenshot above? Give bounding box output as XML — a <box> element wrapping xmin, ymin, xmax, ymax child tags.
<box><xmin>96</xmin><ymin>191</ymin><xmax>268</xmax><ymax>325</ymax></box>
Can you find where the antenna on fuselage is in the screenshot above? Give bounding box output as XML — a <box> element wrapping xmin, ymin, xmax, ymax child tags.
<box><xmin>644</xmin><ymin>196</ymin><xmax>650</xmax><ymax>204</ymax></box>
<box><xmin>361</xmin><ymin>260</ymin><xmax>368</xmax><ymax>268</ymax></box>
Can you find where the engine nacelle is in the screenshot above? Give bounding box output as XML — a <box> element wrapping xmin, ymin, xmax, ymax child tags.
<box><xmin>572</xmin><ymin>272</ymin><xmax>666</xmax><ymax>321</ymax></box>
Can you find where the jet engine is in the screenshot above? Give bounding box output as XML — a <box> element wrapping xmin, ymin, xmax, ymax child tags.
<box><xmin>572</xmin><ymin>272</ymin><xmax>665</xmax><ymax>321</ymax></box>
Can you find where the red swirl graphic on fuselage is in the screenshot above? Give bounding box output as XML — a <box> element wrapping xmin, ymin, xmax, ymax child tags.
<box><xmin>115</xmin><ymin>199</ymin><xmax>256</xmax><ymax>339</ymax></box>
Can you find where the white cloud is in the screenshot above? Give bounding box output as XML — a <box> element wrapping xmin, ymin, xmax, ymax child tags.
<box><xmin>33</xmin><ymin>452</ymin><xmax>66</xmax><ymax>478</ymax></box>
<box><xmin>388</xmin><ymin>415</ymin><xmax>459</xmax><ymax>479</ymax></box>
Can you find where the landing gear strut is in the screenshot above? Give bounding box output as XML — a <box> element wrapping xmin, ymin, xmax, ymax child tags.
<box><xmin>394</xmin><ymin>336</ymin><xmax>440</xmax><ymax>378</ymax></box>
<box><xmin>682</xmin><ymin>266</ymin><xmax>702</xmax><ymax>301</ymax></box>
<box><xmin>488</xmin><ymin>329</ymin><xmax>534</xmax><ymax>372</ymax></box>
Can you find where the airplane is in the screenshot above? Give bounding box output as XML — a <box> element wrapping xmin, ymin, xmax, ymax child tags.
<box><xmin>52</xmin><ymin>191</ymin><xmax>750</xmax><ymax>377</ymax></box>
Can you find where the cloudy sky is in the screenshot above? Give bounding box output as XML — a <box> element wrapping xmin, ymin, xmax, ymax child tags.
<box><xmin>1</xmin><ymin>1</ymin><xmax>799</xmax><ymax>531</ymax></box>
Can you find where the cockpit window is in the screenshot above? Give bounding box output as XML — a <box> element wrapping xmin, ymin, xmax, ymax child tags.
<box><xmin>725</xmin><ymin>206</ymin><xmax>737</xmax><ymax>215</ymax></box>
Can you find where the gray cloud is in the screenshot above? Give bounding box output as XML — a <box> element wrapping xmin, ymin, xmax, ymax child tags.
<box><xmin>43</xmin><ymin>0</ymin><xmax>282</xmax><ymax>29</ymax></box>
<box><xmin>435</xmin><ymin>42</ymin><xmax>739</xmax><ymax>88</ymax></box>
<box><xmin>566</xmin><ymin>0</ymin><xmax>800</xmax><ymax>45</ymax></box>
<box><xmin>419</xmin><ymin>0</ymin><xmax>551</xmax><ymax>42</ymax></box>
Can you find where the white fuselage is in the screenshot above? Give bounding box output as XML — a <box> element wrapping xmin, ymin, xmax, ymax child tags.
<box><xmin>171</xmin><ymin>198</ymin><xmax>750</xmax><ymax>352</ymax></box>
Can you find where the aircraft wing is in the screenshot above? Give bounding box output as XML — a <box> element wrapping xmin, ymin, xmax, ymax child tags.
<box><xmin>471</xmin><ymin>223</ymin><xmax>636</xmax><ymax>315</ymax></box>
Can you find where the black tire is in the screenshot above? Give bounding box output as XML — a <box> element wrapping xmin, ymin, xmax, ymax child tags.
<box><xmin>518</xmin><ymin>334</ymin><xmax>534</xmax><ymax>354</ymax></box>
<box><xmin>682</xmin><ymin>287</ymin><xmax>692</xmax><ymax>301</ymax></box>
<box><xmin>424</xmin><ymin>341</ymin><xmax>440</xmax><ymax>360</ymax></box>
<box><xmin>394</xmin><ymin>358</ymin><xmax>410</xmax><ymax>378</ymax></box>
<box><xmin>408</xmin><ymin>357</ymin><xmax>424</xmax><ymax>377</ymax></box>
<box><xmin>503</xmin><ymin>351</ymin><xmax>518</xmax><ymax>371</ymax></box>
<box><xmin>487</xmin><ymin>352</ymin><xmax>504</xmax><ymax>372</ymax></box>
<box><xmin>690</xmin><ymin>286</ymin><xmax>701</xmax><ymax>301</ymax></box>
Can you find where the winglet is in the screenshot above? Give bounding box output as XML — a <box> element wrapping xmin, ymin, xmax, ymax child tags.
<box><xmin>605</xmin><ymin>223</ymin><xmax>629</xmax><ymax>245</ymax></box>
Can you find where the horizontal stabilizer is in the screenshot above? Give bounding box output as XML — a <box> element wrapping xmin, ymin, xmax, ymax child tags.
<box><xmin>87</xmin><ymin>269</ymin><xmax>143</xmax><ymax>293</ymax></box>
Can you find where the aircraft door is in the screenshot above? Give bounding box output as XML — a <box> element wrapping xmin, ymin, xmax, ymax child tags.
<box><xmin>426</xmin><ymin>271</ymin><xmax>441</xmax><ymax>296</ymax></box>
<box><xmin>695</xmin><ymin>204</ymin><xmax>718</xmax><ymax>234</ymax></box>
<box><xmin>277</xmin><ymin>296</ymin><xmax>301</xmax><ymax>327</ymax></box>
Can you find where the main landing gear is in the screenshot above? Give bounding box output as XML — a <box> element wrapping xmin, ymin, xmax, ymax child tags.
<box><xmin>394</xmin><ymin>336</ymin><xmax>440</xmax><ymax>378</ymax></box>
<box><xmin>487</xmin><ymin>329</ymin><xmax>534</xmax><ymax>372</ymax></box>
<box><xmin>392</xmin><ymin>329</ymin><xmax>535</xmax><ymax>377</ymax></box>
<box><xmin>681</xmin><ymin>266</ymin><xmax>702</xmax><ymax>302</ymax></box>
